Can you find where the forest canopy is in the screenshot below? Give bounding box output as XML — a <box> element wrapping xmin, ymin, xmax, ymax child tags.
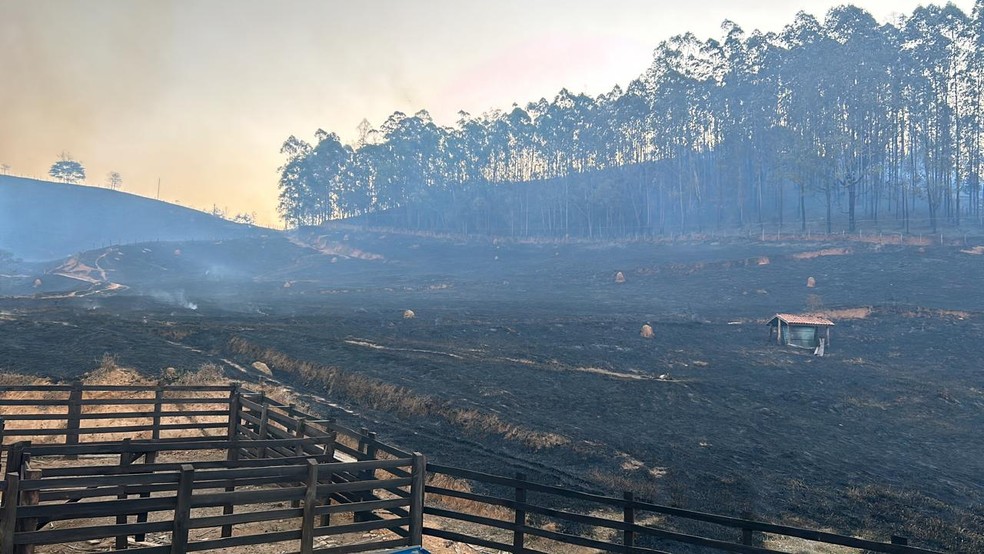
<box><xmin>279</xmin><ymin>3</ymin><xmax>984</xmax><ymax>237</ymax></box>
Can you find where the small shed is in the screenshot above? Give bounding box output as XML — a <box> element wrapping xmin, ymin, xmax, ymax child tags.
<box><xmin>767</xmin><ymin>313</ymin><xmax>834</xmax><ymax>350</ymax></box>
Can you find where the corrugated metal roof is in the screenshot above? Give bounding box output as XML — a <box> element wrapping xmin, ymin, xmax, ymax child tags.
<box><xmin>768</xmin><ymin>313</ymin><xmax>835</xmax><ymax>326</ymax></box>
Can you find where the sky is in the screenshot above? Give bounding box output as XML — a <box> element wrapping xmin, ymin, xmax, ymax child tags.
<box><xmin>0</xmin><ymin>0</ymin><xmax>976</xmax><ymax>227</ymax></box>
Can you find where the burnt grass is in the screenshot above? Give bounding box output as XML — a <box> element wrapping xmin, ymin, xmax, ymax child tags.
<box><xmin>1</xmin><ymin>230</ymin><xmax>983</xmax><ymax>551</ymax></box>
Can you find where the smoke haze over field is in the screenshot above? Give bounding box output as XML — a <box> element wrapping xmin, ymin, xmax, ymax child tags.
<box><xmin>0</xmin><ymin>0</ymin><xmax>973</xmax><ymax>226</ymax></box>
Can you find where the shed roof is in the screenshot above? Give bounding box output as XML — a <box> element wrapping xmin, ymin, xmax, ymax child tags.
<box><xmin>767</xmin><ymin>313</ymin><xmax>835</xmax><ymax>326</ymax></box>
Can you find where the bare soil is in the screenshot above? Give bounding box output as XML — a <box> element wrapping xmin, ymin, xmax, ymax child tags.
<box><xmin>1</xmin><ymin>230</ymin><xmax>982</xmax><ymax>551</ymax></box>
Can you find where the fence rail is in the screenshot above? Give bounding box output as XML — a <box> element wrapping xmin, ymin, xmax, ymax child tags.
<box><xmin>423</xmin><ymin>463</ymin><xmax>939</xmax><ymax>554</ymax></box>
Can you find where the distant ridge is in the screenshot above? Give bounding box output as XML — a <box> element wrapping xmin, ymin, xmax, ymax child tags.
<box><xmin>0</xmin><ymin>175</ymin><xmax>266</xmax><ymax>261</ymax></box>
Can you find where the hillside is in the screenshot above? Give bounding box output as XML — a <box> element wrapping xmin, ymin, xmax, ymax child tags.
<box><xmin>0</xmin><ymin>175</ymin><xmax>265</xmax><ymax>261</ymax></box>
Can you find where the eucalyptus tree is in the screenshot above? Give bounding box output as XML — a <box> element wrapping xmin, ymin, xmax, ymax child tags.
<box><xmin>968</xmin><ymin>1</ymin><xmax>984</xmax><ymax>221</ymax></box>
<box><xmin>902</xmin><ymin>4</ymin><xmax>970</xmax><ymax>231</ymax></box>
<box><xmin>306</xmin><ymin>130</ymin><xmax>352</xmax><ymax>224</ymax></box>
<box><xmin>277</xmin><ymin>135</ymin><xmax>314</xmax><ymax>226</ymax></box>
<box><xmin>821</xmin><ymin>5</ymin><xmax>896</xmax><ymax>231</ymax></box>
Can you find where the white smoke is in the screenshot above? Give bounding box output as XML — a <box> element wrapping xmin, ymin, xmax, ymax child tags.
<box><xmin>149</xmin><ymin>290</ymin><xmax>198</xmax><ymax>310</ymax></box>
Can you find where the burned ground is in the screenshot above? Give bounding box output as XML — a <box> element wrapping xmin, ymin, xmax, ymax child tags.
<box><xmin>0</xmin><ymin>230</ymin><xmax>982</xmax><ymax>551</ymax></box>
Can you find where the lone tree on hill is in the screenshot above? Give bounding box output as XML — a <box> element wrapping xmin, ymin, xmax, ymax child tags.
<box><xmin>106</xmin><ymin>171</ymin><xmax>123</xmax><ymax>190</ymax></box>
<box><xmin>49</xmin><ymin>152</ymin><xmax>85</xmax><ymax>184</ymax></box>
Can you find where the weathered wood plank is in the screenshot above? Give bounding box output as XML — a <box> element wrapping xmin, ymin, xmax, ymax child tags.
<box><xmin>409</xmin><ymin>452</ymin><xmax>425</xmax><ymax>548</ymax></box>
<box><xmin>300</xmin><ymin>459</ymin><xmax>318</xmax><ymax>554</ymax></box>
<box><xmin>14</xmin><ymin>520</ymin><xmax>172</xmax><ymax>546</ymax></box>
<box><xmin>0</xmin><ymin>474</ymin><xmax>19</xmax><ymax>554</ymax></box>
<box><xmin>170</xmin><ymin>465</ymin><xmax>194</xmax><ymax>554</ymax></box>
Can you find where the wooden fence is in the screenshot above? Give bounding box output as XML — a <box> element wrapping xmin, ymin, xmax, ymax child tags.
<box><xmin>423</xmin><ymin>464</ymin><xmax>941</xmax><ymax>554</ymax></box>
<box><xmin>0</xmin><ymin>383</ymin><xmax>235</xmax><ymax>467</ymax></box>
<box><xmin>0</xmin><ymin>383</ymin><xmax>943</xmax><ymax>554</ymax></box>
<box><xmin>0</xmin><ymin>384</ymin><xmax>425</xmax><ymax>554</ymax></box>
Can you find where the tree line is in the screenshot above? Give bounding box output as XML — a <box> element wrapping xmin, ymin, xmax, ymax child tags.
<box><xmin>278</xmin><ymin>3</ymin><xmax>984</xmax><ymax>237</ymax></box>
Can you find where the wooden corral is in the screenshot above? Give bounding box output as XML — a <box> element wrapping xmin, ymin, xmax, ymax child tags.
<box><xmin>0</xmin><ymin>383</ymin><xmax>940</xmax><ymax>554</ymax></box>
<box><xmin>0</xmin><ymin>384</ymin><xmax>424</xmax><ymax>554</ymax></box>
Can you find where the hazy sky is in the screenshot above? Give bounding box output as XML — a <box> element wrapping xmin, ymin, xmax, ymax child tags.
<box><xmin>0</xmin><ymin>1</ymin><xmax>975</xmax><ymax>226</ymax></box>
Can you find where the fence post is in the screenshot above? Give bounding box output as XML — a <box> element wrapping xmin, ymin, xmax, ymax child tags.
<box><xmin>1</xmin><ymin>473</ymin><xmax>21</xmax><ymax>554</ymax></box>
<box><xmin>623</xmin><ymin>492</ymin><xmax>634</xmax><ymax>548</ymax></box>
<box><xmin>323</xmin><ymin>431</ymin><xmax>336</xmax><ymax>462</ymax></box>
<box><xmin>117</xmin><ymin>439</ymin><xmax>133</xmax><ymax>549</ymax></box>
<box><xmin>358</xmin><ymin>428</ymin><xmax>370</xmax><ymax>459</ymax></box>
<box><xmin>65</xmin><ymin>381</ymin><xmax>83</xmax><ymax>459</ymax></box>
<box><xmin>300</xmin><ymin>459</ymin><xmax>319</xmax><ymax>554</ymax></box>
<box><xmin>293</xmin><ymin>419</ymin><xmax>308</xmax><ymax>458</ymax></box>
<box><xmin>256</xmin><ymin>402</ymin><xmax>270</xmax><ymax>459</ymax></box>
<box><xmin>151</xmin><ymin>384</ymin><xmax>165</xmax><ymax>442</ymax></box>
<box><xmin>224</xmin><ymin>386</ymin><xmax>243</xmax><ymax>534</ymax></box>
<box><xmin>171</xmin><ymin>465</ymin><xmax>194</xmax><ymax>554</ymax></box>
<box><xmin>319</xmin><ymin>431</ymin><xmax>337</xmax><ymax>528</ymax></box>
<box><xmin>252</xmin><ymin>392</ymin><xmax>266</xmax><ymax>433</ymax></box>
<box><xmin>226</xmin><ymin>383</ymin><xmax>242</xmax><ymax>442</ymax></box>
<box><xmin>3</xmin><ymin>443</ymin><xmax>28</xmax><ymax>485</ymax></box>
<box><xmin>740</xmin><ymin>511</ymin><xmax>754</xmax><ymax>546</ymax></box>
<box><xmin>409</xmin><ymin>453</ymin><xmax>426</xmax><ymax>547</ymax></box>
<box><xmin>354</xmin><ymin>429</ymin><xmax>376</xmax><ymax>522</ymax></box>
<box><xmin>513</xmin><ymin>473</ymin><xmax>527</xmax><ymax>552</ymax></box>
<box><xmin>15</xmin><ymin>469</ymin><xmax>40</xmax><ymax>554</ymax></box>
<box><xmin>290</xmin><ymin>419</ymin><xmax>310</xmax><ymax>509</ymax></box>
<box><xmin>222</xmin><ymin>426</ymin><xmax>241</xmax><ymax>538</ymax></box>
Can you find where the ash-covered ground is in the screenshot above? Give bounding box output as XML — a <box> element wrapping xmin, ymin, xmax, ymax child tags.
<box><xmin>1</xmin><ymin>229</ymin><xmax>982</xmax><ymax>550</ymax></box>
